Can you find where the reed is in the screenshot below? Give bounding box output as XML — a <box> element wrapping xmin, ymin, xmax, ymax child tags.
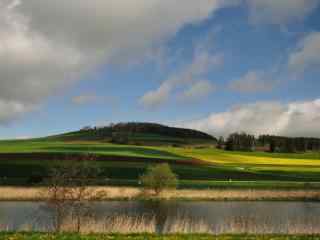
<box><xmin>163</xmin><ymin>214</ymin><xmax>212</xmax><ymax>234</ymax></box>
<box><xmin>1</xmin><ymin>187</ymin><xmax>320</xmax><ymax>201</ymax></box>
<box><xmin>64</xmin><ymin>215</ymin><xmax>320</xmax><ymax>234</ymax></box>
<box><xmin>2</xmin><ymin>213</ymin><xmax>319</xmax><ymax>235</ymax></box>
<box><xmin>61</xmin><ymin>214</ymin><xmax>211</xmax><ymax>234</ymax></box>
<box><xmin>86</xmin><ymin>215</ymin><xmax>156</xmax><ymax>233</ymax></box>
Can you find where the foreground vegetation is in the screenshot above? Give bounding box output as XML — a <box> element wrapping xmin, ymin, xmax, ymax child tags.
<box><xmin>1</xmin><ymin>233</ymin><xmax>320</xmax><ymax>240</ymax></box>
<box><xmin>1</xmin><ymin>186</ymin><xmax>320</xmax><ymax>201</ymax></box>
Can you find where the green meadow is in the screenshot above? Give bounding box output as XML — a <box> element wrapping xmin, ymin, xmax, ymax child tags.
<box><xmin>0</xmin><ymin>139</ymin><xmax>320</xmax><ymax>188</ymax></box>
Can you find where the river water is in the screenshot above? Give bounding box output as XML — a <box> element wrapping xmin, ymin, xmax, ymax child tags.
<box><xmin>0</xmin><ymin>201</ymin><xmax>319</xmax><ymax>234</ymax></box>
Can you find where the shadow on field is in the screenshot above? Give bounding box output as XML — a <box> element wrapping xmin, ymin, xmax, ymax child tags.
<box><xmin>42</xmin><ymin>145</ymin><xmax>183</xmax><ymax>159</ymax></box>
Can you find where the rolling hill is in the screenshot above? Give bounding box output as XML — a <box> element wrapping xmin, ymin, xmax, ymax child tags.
<box><xmin>47</xmin><ymin>122</ymin><xmax>217</xmax><ymax>146</ymax></box>
<box><xmin>0</xmin><ymin>122</ymin><xmax>320</xmax><ymax>188</ymax></box>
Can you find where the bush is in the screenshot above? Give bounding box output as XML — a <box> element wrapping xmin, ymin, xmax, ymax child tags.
<box><xmin>27</xmin><ymin>174</ymin><xmax>44</xmax><ymax>185</ymax></box>
<box><xmin>140</xmin><ymin>163</ymin><xmax>178</xmax><ymax>195</ymax></box>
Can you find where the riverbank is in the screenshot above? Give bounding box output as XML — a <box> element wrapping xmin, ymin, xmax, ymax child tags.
<box><xmin>1</xmin><ymin>233</ymin><xmax>320</xmax><ymax>240</ymax></box>
<box><xmin>1</xmin><ymin>186</ymin><xmax>320</xmax><ymax>201</ymax></box>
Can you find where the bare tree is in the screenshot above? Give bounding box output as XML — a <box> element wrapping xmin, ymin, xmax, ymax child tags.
<box><xmin>68</xmin><ymin>157</ymin><xmax>106</xmax><ymax>233</ymax></box>
<box><xmin>41</xmin><ymin>156</ymin><xmax>106</xmax><ymax>233</ymax></box>
<box><xmin>41</xmin><ymin>163</ymin><xmax>73</xmax><ymax>233</ymax></box>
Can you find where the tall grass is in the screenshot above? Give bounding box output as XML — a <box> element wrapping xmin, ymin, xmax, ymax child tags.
<box><xmin>1</xmin><ymin>214</ymin><xmax>320</xmax><ymax>235</ymax></box>
<box><xmin>79</xmin><ymin>215</ymin><xmax>157</xmax><ymax>233</ymax></box>
<box><xmin>1</xmin><ymin>187</ymin><xmax>320</xmax><ymax>201</ymax></box>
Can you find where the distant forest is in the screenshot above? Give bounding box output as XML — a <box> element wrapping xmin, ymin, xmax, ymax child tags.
<box><xmin>80</xmin><ymin>122</ymin><xmax>216</xmax><ymax>143</ymax></box>
<box><xmin>218</xmin><ymin>133</ymin><xmax>320</xmax><ymax>153</ymax></box>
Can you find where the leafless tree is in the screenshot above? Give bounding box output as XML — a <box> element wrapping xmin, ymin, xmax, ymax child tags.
<box><xmin>68</xmin><ymin>157</ymin><xmax>106</xmax><ymax>233</ymax></box>
<box><xmin>41</xmin><ymin>155</ymin><xmax>106</xmax><ymax>233</ymax></box>
<box><xmin>40</xmin><ymin>162</ymin><xmax>73</xmax><ymax>232</ymax></box>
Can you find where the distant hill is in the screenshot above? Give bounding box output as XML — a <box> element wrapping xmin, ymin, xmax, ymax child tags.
<box><xmin>47</xmin><ymin>122</ymin><xmax>216</xmax><ymax>146</ymax></box>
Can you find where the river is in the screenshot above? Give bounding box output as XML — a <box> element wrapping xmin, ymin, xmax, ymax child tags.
<box><xmin>0</xmin><ymin>201</ymin><xmax>319</xmax><ymax>234</ymax></box>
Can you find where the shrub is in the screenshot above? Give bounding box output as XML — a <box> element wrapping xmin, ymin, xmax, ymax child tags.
<box><xmin>140</xmin><ymin>163</ymin><xmax>178</xmax><ymax>195</ymax></box>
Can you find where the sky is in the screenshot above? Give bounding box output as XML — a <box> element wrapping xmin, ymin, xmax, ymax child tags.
<box><xmin>0</xmin><ymin>0</ymin><xmax>320</xmax><ymax>139</ymax></box>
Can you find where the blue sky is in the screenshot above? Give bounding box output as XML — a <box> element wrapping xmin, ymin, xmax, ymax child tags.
<box><xmin>1</xmin><ymin>0</ymin><xmax>320</xmax><ymax>139</ymax></box>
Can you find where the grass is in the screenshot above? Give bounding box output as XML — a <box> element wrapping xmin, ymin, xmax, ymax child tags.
<box><xmin>0</xmin><ymin>140</ymin><xmax>184</xmax><ymax>160</ymax></box>
<box><xmin>48</xmin><ymin>128</ymin><xmax>216</xmax><ymax>145</ymax></box>
<box><xmin>2</xmin><ymin>211</ymin><xmax>320</xmax><ymax>235</ymax></box>
<box><xmin>1</xmin><ymin>139</ymin><xmax>320</xmax><ymax>187</ymax></box>
<box><xmin>154</xmin><ymin>147</ymin><xmax>320</xmax><ymax>180</ymax></box>
<box><xmin>1</xmin><ymin>186</ymin><xmax>320</xmax><ymax>201</ymax></box>
<box><xmin>1</xmin><ymin>233</ymin><xmax>320</xmax><ymax>240</ymax></box>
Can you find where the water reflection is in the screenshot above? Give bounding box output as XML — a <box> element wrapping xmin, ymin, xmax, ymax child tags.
<box><xmin>0</xmin><ymin>201</ymin><xmax>320</xmax><ymax>234</ymax></box>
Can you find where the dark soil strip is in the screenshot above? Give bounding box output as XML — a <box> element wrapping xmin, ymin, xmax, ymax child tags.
<box><xmin>0</xmin><ymin>152</ymin><xmax>207</xmax><ymax>166</ymax></box>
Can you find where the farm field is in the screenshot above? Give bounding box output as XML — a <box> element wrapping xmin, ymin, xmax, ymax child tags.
<box><xmin>0</xmin><ymin>139</ymin><xmax>320</xmax><ymax>187</ymax></box>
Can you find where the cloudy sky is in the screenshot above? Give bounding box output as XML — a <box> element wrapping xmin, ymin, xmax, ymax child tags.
<box><xmin>1</xmin><ymin>0</ymin><xmax>320</xmax><ymax>139</ymax></box>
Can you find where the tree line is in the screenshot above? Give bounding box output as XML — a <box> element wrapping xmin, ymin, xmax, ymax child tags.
<box><xmin>218</xmin><ymin>133</ymin><xmax>320</xmax><ymax>153</ymax></box>
<box><xmin>258</xmin><ymin>135</ymin><xmax>320</xmax><ymax>153</ymax></box>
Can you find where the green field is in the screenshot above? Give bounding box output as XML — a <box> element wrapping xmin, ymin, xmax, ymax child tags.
<box><xmin>47</xmin><ymin>129</ymin><xmax>217</xmax><ymax>146</ymax></box>
<box><xmin>0</xmin><ymin>138</ymin><xmax>320</xmax><ymax>187</ymax></box>
<box><xmin>1</xmin><ymin>233</ymin><xmax>320</xmax><ymax>240</ymax></box>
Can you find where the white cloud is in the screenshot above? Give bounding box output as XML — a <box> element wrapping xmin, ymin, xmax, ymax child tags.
<box><xmin>180</xmin><ymin>99</ymin><xmax>320</xmax><ymax>138</ymax></box>
<box><xmin>140</xmin><ymin>48</ymin><xmax>223</xmax><ymax>108</ymax></box>
<box><xmin>0</xmin><ymin>0</ymin><xmax>233</xmax><ymax>124</ymax></box>
<box><xmin>72</xmin><ymin>94</ymin><xmax>101</xmax><ymax>105</ymax></box>
<box><xmin>14</xmin><ymin>135</ymin><xmax>31</xmax><ymax>140</ymax></box>
<box><xmin>72</xmin><ymin>93</ymin><xmax>115</xmax><ymax>105</ymax></box>
<box><xmin>0</xmin><ymin>0</ymin><xmax>84</xmax><ymax>124</ymax></box>
<box><xmin>0</xmin><ymin>100</ymin><xmax>37</xmax><ymax>125</ymax></box>
<box><xmin>180</xmin><ymin>80</ymin><xmax>216</xmax><ymax>101</ymax></box>
<box><xmin>246</xmin><ymin>0</ymin><xmax>319</xmax><ymax>25</ymax></box>
<box><xmin>288</xmin><ymin>32</ymin><xmax>320</xmax><ymax>73</ymax></box>
<box><xmin>229</xmin><ymin>71</ymin><xmax>275</xmax><ymax>93</ymax></box>
<box><xmin>140</xmin><ymin>82</ymin><xmax>172</xmax><ymax>109</ymax></box>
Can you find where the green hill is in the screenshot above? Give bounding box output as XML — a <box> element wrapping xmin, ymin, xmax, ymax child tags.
<box><xmin>47</xmin><ymin>122</ymin><xmax>217</xmax><ymax>146</ymax></box>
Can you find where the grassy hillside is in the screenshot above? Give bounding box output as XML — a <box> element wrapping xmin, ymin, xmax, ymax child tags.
<box><xmin>0</xmin><ymin>122</ymin><xmax>319</xmax><ymax>187</ymax></box>
<box><xmin>0</xmin><ymin>140</ymin><xmax>184</xmax><ymax>160</ymax></box>
<box><xmin>47</xmin><ymin>122</ymin><xmax>217</xmax><ymax>146</ymax></box>
<box><xmin>0</xmin><ymin>138</ymin><xmax>320</xmax><ymax>187</ymax></box>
